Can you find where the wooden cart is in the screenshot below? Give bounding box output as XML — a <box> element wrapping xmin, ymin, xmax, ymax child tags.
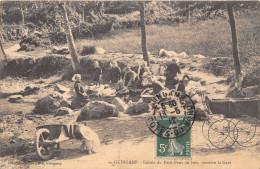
<box><xmin>34</xmin><ymin>124</ymin><xmax>79</xmax><ymax>160</ymax></box>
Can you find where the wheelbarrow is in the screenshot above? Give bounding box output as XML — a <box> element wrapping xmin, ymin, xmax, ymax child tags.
<box><xmin>34</xmin><ymin>124</ymin><xmax>80</xmax><ymax>160</ymax></box>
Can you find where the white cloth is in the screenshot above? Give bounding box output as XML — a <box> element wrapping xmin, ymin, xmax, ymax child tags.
<box><xmin>79</xmin><ymin>126</ymin><xmax>100</xmax><ymax>153</ymax></box>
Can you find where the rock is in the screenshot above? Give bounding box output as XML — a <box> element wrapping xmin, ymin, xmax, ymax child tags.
<box><xmin>54</xmin><ymin>84</ymin><xmax>70</xmax><ymax>94</ymax></box>
<box><xmin>60</xmin><ymin>99</ymin><xmax>71</xmax><ymax>108</ymax></box>
<box><xmin>18</xmin><ymin>132</ymin><xmax>32</xmax><ymax>141</ymax></box>
<box><xmin>33</xmin><ymin>92</ymin><xmax>64</xmax><ymax>114</ymax></box>
<box><xmin>55</xmin><ymin>107</ymin><xmax>72</xmax><ymax>116</ymax></box>
<box><xmin>179</xmin><ymin>52</ymin><xmax>188</xmax><ymax>58</ymax></box>
<box><xmin>95</xmin><ymin>47</ymin><xmax>106</xmax><ymax>54</ymax></box>
<box><xmin>101</xmin><ymin>88</ymin><xmax>116</xmax><ymax>97</ymax></box>
<box><xmin>71</xmin><ymin>99</ymin><xmax>83</xmax><ymax>110</ymax></box>
<box><xmin>77</xmin><ymin>101</ymin><xmax>118</xmax><ymax>121</ymax></box>
<box><xmin>23</xmin><ymin>86</ymin><xmax>40</xmax><ymax>96</ymax></box>
<box><xmin>193</xmin><ymin>54</ymin><xmax>206</xmax><ymax>59</ymax></box>
<box><xmin>52</xmin><ymin>46</ymin><xmax>69</xmax><ymax>54</ymax></box>
<box><xmin>116</xmin><ymin>88</ymin><xmax>129</xmax><ymax>96</ymax></box>
<box><xmin>112</xmin><ymin>97</ymin><xmax>128</xmax><ymax>112</ymax></box>
<box><xmin>150</xmin><ymin>64</ymin><xmax>160</xmax><ymax>75</ymax></box>
<box><xmin>159</xmin><ymin>49</ymin><xmax>178</xmax><ymax>58</ymax></box>
<box><xmin>8</xmin><ymin>95</ymin><xmax>23</xmax><ymax>103</ymax></box>
<box><xmin>125</xmin><ymin>102</ymin><xmax>150</xmax><ymax>115</ymax></box>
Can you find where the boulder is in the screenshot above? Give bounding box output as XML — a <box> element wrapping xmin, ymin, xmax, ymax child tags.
<box><xmin>55</xmin><ymin>107</ymin><xmax>72</xmax><ymax>116</ymax></box>
<box><xmin>8</xmin><ymin>95</ymin><xmax>23</xmax><ymax>103</ymax></box>
<box><xmin>116</xmin><ymin>88</ymin><xmax>129</xmax><ymax>96</ymax></box>
<box><xmin>71</xmin><ymin>99</ymin><xmax>84</xmax><ymax>110</ymax></box>
<box><xmin>112</xmin><ymin>97</ymin><xmax>128</xmax><ymax>112</ymax></box>
<box><xmin>95</xmin><ymin>47</ymin><xmax>106</xmax><ymax>54</ymax></box>
<box><xmin>125</xmin><ymin>102</ymin><xmax>150</xmax><ymax>115</ymax></box>
<box><xmin>193</xmin><ymin>54</ymin><xmax>206</xmax><ymax>59</ymax></box>
<box><xmin>33</xmin><ymin>92</ymin><xmax>64</xmax><ymax>114</ymax></box>
<box><xmin>101</xmin><ymin>88</ymin><xmax>116</xmax><ymax>97</ymax></box>
<box><xmin>54</xmin><ymin>84</ymin><xmax>70</xmax><ymax>94</ymax></box>
<box><xmin>150</xmin><ymin>64</ymin><xmax>160</xmax><ymax>75</ymax></box>
<box><xmin>60</xmin><ymin>99</ymin><xmax>71</xmax><ymax>108</ymax></box>
<box><xmin>23</xmin><ymin>86</ymin><xmax>40</xmax><ymax>96</ymax></box>
<box><xmin>179</xmin><ymin>52</ymin><xmax>188</xmax><ymax>58</ymax></box>
<box><xmin>52</xmin><ymin>46</ymin><xmax>69</xmax><ymax>54</ymax></box>
<box><xmin>77</xmin><ymin>101</ymin><xmax>118</xmax><ymax>121</ymax></box>
<box><xmin>159</xmin><ymin>49</ymin><xmax>178</xmax><ymax>58</ymax></box>
<box><xmin>18</xmin><ymin>132</ymin><xmax>32</xmax><ymax>141</ymax></box>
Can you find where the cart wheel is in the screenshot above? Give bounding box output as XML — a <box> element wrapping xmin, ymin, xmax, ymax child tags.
<box><xmin>208</xmin><ymin>119</ymin><xmax>237</xmax><ymax>149</ymax></box>
<box><xmin>234</xmin><ymin>116</ymin><xmax>259</xmax><ymax>147</ymax></box>
<box><xmin>35</xmin><ymin>128</ymin><xmax>54</xmax><ymax>160</ymax></box>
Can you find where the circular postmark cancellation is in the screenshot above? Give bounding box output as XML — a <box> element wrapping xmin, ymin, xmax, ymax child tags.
<box><xmin>146</xmin><ymin>89</ymin><xmax>196</xmax><ymax>139</ymax></box>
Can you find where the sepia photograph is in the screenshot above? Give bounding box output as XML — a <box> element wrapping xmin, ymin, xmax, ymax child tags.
<box><xmin>0</xmin><ymin>1</ymin><xmax>259</xmax><ymax>169</ymax></box>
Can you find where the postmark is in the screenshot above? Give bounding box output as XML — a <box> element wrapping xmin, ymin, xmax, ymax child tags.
<box><xmin>146</xmin><ymin>89</ymin><xmax>196</xmax><ymax>139</ymax></box>
<box><xmin>146</xmin><ymin>89</ymin><xmax>196</xmax><ymax>158</ymax></box>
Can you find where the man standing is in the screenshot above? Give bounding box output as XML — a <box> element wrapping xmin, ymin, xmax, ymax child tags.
<box><xmin>165</xmin><ymin>58</ymin><xmax>181</xmax><ymax>90</ymax></box>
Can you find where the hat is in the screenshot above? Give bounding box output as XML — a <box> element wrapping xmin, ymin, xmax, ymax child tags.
<box><xmin>171</xmin><ymin>58</ymin><xmax>179</xmax><ymax>63</ymax></box>
<box><xmin>72</xmin><ymin>74</ymin><xmax>81</xmax><ymax>82</ymax></box>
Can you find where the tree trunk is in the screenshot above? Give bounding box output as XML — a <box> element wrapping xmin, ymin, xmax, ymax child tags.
<box><xmin>139</xmin><ymin>2</ymin><xmax>150</xmax><ymax>66</ymax></box>
<box><xmin>60</xmin><ymin>2</ymin><xmax>81</xmax><ymax>73</ymax></box>
<box><xmin>227</xmin><ymin>2</ymin><xmax>241</xmax><ymax>79</ymax></box>
<box><xmin>0</xmin><ymin>34</ymin><xmax>7</xmax><ymax>60</ymax></box>
<box><xmin>20</xmin><ymin>6</ymin><xmax>25</xmax><ymax>36</ymax></box>
<box><xmin>82</xmin><ymin>6</ymin><xmax>85</xmax><ymax>22</ymax></box>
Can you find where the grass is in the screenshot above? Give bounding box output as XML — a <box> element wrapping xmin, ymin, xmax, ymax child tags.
<box><xmin>75</xmin><ymin>12</ymin><xmax>260</xmax><ymax>72</ymax></box>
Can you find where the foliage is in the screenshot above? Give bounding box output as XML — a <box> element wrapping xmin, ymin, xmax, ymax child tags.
<box><xmin>80</xmin><ymin>45</ymin><xmax>96</xmax><ymax>56</ymax></box>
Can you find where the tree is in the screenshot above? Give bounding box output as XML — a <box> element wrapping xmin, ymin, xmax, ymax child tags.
<box><xmin>139</xmin><ymin>2</ymin><xmax>150</xmax><ymax>66</ymax></box>
<box><xmin>227</xmin><ymin>2</ymin><xmax>241</xmax><ymax>79</ymax></box>
<box><xmin>59</xmin><ymin>2</ymin><xmax>81</xmax><ymax>73</ymax></box>
<box><xmin>0</xmin><ymin>34</ymin><xmax>7</xmax><ymax>60</ymax></box>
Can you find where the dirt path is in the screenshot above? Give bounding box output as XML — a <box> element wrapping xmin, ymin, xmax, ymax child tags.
<box><xmin>4</xmin><ymin>44</ymin><xmax>28</xmax><ymax>58</ymax></box>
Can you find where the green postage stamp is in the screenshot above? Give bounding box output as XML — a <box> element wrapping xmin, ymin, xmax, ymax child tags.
<box><xmin>156</xmin><ymin>116</ymin><xmax>191</xmax><ymax>158</ymax></box>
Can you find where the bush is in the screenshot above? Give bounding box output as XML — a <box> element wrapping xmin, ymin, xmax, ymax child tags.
<box><xmin>79</xmin><ymin>20</ymin><xmax>113</xmax><ymax>38</ymax></box>
<box><xmin>49</xmin><ymin>31</ymin><xmax>67</xmax><ymax>45</ymax></box>
<box><xmin>80</xmin><ymin>45</ymin><xmax>96</xmax><ymax>56</ymax></box>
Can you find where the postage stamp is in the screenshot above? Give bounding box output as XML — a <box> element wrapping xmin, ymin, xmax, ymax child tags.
<box><xmin>156</xmin><ymin>116</ymin><xmax>191</xmax><ymax>158</ymax></box>
<box><xmin>146</xmin><ymin>89</ymin><xmax>195</xmax><ymax>158</ymax></box>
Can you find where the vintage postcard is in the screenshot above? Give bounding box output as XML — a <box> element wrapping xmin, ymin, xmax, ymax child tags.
<box><xmin>0</xmin><ymin>1</ymin><xmax>259</xmax><ymax>169</ymax></box>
